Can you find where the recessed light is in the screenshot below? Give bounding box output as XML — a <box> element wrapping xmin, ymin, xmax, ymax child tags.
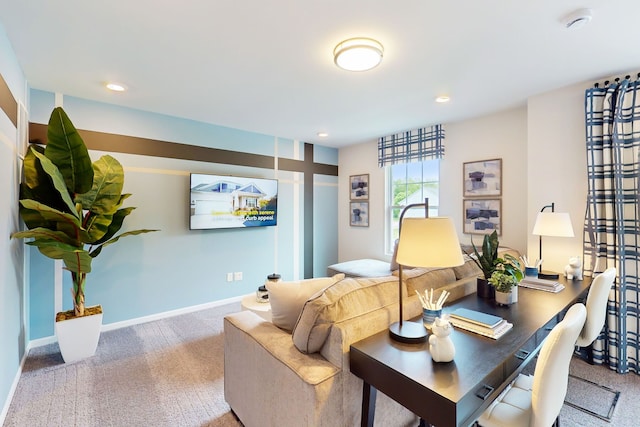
<box><xmin>105</xmin><ymin>82</ymin><xmax>127</xmax><ymax>92</ymax></box>
<box><xmin>435</xmin><ymin>96</ymin><xmax>450</xmax><ymax>103</ymax></box>
<box><xmin>317</xmin><ymin>132</ymin><xmax>329</xmax><ymax>138</ymax></box>
<box><xmin>334</xmin><ymin>37</ymin><xmax>384</xmax><ymax>72</ymax></box>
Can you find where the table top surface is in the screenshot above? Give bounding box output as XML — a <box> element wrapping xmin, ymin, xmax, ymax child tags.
<box><xmin>349</xmin><ymin>276</ymin><xmax>591</xmax><ymax>426</ymax></box>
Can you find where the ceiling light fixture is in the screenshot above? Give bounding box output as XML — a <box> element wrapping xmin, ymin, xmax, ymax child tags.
<box><xmin>105</xmin><ymin>82</ymin><xmax>127</xmax><ymax>92</ymax></box>
<box><xmin>317</xmin><ymin>132</ymin><xmax>328</xmax><ymax>138</ymax></box>
<box><xmin>563</xmin><ymin>8</ymin><xmax>593</xmax><ymax>30</ymax></box>
<box><xmin>333</xmin><ymin>37</ymin><xmax>383</xmax><ymax>72</ymax></box>
<box><xmin>435</xmin><ymin>95</ymin><xmax>450</xmax><ymax>103</ymax></box>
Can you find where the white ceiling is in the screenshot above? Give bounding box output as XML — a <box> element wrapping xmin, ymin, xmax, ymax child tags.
<box><xmin>1</xmin><ymin>1</ymin><xmax>639</xmax><ymax>148</ymax></box>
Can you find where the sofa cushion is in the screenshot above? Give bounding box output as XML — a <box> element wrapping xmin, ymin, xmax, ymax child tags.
<box><xmin>452</xmin><ymin>256</ymin><xmax>482</xmax><ymax>279</ymax></box>
<box><xmin>267</xmin><ymin>274</ymin><xmax>345</xmax><ymax>332</ymax></box>
<box><xmin>393</xmin><ymin>267</ymin><xmax>457</xmax><ymax>297</ymax></box>
<box><xmin>292</xmin><ymin>276</ymin><xmax>401</xmax><ymax>354</ymax></box>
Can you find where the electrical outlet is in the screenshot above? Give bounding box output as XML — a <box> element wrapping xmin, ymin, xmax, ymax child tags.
<box><xmin>234</xmin><ymin>272</ymin><xmax>243</xmax><ymax>281</ymax></box>
<box><xmin>226</xmin><ymin>272</ymin><xmax>233</xmax><ymax>282</ymax></box>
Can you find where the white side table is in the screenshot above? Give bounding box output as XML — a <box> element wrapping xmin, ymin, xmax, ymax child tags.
<box><xmin>241</xmin><ymin>294</ymin><xmax>272</xmax><ymax>321</ymax></box>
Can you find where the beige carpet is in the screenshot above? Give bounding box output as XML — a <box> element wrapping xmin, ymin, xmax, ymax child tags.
<box><xmin>4</xmin><ymin>302</ymin><xmax>639</xmax><ymax>427</ymax></box>
<box><xmin>3</xmin><ymin>302</ymin><xmax>243</xmax><ymax>427</ymax></box>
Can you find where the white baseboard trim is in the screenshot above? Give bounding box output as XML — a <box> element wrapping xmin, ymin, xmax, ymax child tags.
<box><xmin>28</xmin><ymin>295</ymin><xmax>243</xmax><ymax>348</ymax></box>
<box><xmin>0</xmin><ymin>354</ymin><xmax>26</xmax><ymax>427</ymax></box>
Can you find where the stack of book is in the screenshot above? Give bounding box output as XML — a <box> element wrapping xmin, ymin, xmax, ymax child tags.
<box><xmin>449</xmin><ymin>308</ymin><xmax>513</xmax><ymax>339</ymax></box>
<box><xmin>519</xmin><ymin>277</ymin><xmax>565</xmax><ymax>293</ymax></box>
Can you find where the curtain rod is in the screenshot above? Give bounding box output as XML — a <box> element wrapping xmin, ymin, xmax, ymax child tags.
<box><xmin>594</xmin><ymin>72</ymin><xmax>640</xmax><ymax>88</ymax></box>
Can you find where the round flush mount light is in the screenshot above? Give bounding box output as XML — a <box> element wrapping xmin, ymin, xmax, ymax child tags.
<box><xmin>435</xmin><ymin>95</ymin><xmax>450</xmax><ymax>103</ymax></box>
<box><xmin>105</xmin><ymin>82</ymin><xmax>127</xmax><ymax>92</ymax></box>
<box><xmin>317</xmin><ymin>132</ymin><xmax>329</xmax><ymax>138</ymax></box>
<box><xmin>334</xmin><ymin>37</ymin><xmax>384</xmax><ymax>72</ymax></box>
<box><xmin>563</xmin><ymin>8</ymin><xmax>593</xmax><ymax>30</ymax></box>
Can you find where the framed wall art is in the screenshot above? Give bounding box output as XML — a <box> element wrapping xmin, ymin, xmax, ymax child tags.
<box><xmin>350</xmin><ymin>202</ymin><xmax>369</xmax><ymax>227</ymax></box>
<box><xmin>463</xmin><ymin>158</ymin><xmax>502</xmax><ymax>197</ymax></box>
<box><xmin>463</xmin><ymin>199</ymin><xmax>501</xmax><ymax>235</ymax></box>
<box><xmin>350</xmin><ymin>174</ymin><xmax>369</xmax><ymax>200</ymax></box>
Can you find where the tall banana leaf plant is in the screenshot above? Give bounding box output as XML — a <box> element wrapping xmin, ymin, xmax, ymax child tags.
<box><xmin>11</xmin><ymin>107</ymin><xmax>157</xmax><ymax>317</ymax></box>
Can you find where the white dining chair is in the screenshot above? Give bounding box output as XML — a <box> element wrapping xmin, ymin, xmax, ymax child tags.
<box><xmin>477</xmin><ymin>303</ymin><xmax>587</xmax><ymax>427</ymax></box>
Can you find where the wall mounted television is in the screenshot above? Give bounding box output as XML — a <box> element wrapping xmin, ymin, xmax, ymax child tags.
<box><xmin>190</xmin><ymin>173</ymin><xmax>278</xmax><ymax>230</ymax></box>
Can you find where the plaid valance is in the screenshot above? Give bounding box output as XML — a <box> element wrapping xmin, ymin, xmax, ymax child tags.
<box><xmin>378</xmin><ymin>124</ymin><xmax>445</xmax><ymax>167</ymax></box>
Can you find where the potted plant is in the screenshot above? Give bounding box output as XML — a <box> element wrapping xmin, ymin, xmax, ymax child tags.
<box><xmin>488</xmin><ymin>268</ymin><xmax>518</xmax><ymax>305</ymax></box>
<box><xmin>466</xmin><ymin>231</ymin><xmax>523</xmax><ymax>299</ymax></box>
<box><xmin>11</xmin><ymin>107</ymin><xmax>157</xmax><ymax>362</ymax></box>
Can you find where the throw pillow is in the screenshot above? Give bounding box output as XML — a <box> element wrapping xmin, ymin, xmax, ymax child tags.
<box><xmin>267</xmin><ymin>274</ymin><xmax>345</xmax><ymax>332</ymax></box>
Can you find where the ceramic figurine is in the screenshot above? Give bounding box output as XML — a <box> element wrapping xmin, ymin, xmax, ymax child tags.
<box><xmin>564</xmin><ymin>256</ymin><xmax>583</xmax><ymax>280</ymax></box>
<box><xmin>429</xmin><ymin>317</ymin><xmax>455</xmax><ymax>362</ymax></box>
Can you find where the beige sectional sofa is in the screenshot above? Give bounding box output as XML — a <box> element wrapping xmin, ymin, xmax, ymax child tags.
<box><xmin>223</xmin><ymin>249</ymin><xmax>518</xmax><ymax>427</ymax></box>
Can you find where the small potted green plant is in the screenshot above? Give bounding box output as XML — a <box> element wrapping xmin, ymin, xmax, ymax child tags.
<box><xmin>489</xmin><ymin>268</ymin><xmax>518</xmax><ymax>305</ymax></box>
<box><xmin>11</xmin><ymin>107</ymin><xmax>158</xmax><ymax>362</ymax></box>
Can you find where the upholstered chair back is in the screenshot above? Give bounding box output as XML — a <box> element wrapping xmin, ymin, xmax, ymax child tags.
<box><xmin>531</xmin><ymin>303</ymin><xmax>587</xmax><ymax>427</ymax></box>
<box><xmin>576</xmin><ymin>267</ymin><xmax>616</xmax><ymax>347</ymax></box>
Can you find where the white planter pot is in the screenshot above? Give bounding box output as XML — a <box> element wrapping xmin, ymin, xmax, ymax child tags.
<box><xmin>495</xmin><ymin>291</ymin><xmax>514</xmax><ymax>306</ymax></box>
<box><xmin>55</xmin><ymin>305</ymin><xmax>103</xmax><ymax>363</ymax></box>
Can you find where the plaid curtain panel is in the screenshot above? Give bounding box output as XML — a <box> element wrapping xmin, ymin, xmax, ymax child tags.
<box><xmin>378</xmin><ymin>125</ymin><xmax>444</xmax><ymax>167</ymax></box>
<box><xmin>584</xmin><ymin>78</ymin><xmax>640</xmax><ymax>374</ymax></box>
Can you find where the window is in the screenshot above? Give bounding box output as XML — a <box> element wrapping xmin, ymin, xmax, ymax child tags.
<box><xmin>386</xmin><ymin>160</ymin><xmax>440</xmax><ymax>253</ymax></box>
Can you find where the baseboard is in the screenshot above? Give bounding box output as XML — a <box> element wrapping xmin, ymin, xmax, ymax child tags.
<box><xmin>0</xmin><ymin>347</ymin><xmax>28</xmax><ymax>426</ymax></box>
<box><xmin>28</xmin><ymin>295</ymin><xmax>243</xmax><ymax>348</ymax></box>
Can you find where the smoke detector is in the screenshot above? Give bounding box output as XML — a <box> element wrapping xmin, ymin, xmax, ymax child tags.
<box><xmin>563</xmin><ymin>8</ymin><xmax>593</xmax><ymax>30</ymax></box>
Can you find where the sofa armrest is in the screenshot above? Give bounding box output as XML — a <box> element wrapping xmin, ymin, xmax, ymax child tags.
<box><xmin>224</xmin><ymin>310</ymin><xmax>342</xmax><ymax>427</ymax></box>
<box><xmin>224</xmin><ymin>310</ymin><xmax>339</xmax><ymax>385</ymax></box>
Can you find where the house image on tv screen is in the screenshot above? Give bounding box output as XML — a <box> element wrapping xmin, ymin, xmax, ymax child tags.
<box><xmin>190</xmin><ymin>174</ymin><xmax>278</xmax><ymax>229</ymax></box>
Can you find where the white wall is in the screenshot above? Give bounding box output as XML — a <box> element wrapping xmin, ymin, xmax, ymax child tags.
<box><xmin>442</xmin><ymin>107</ymin><xmax>528</xmax><ymax>251</ymax></box>
<box><xmin>339</xmin><ymin>72</ymin><xmax>640</xmax><ymax>277</ymax></box>
<box><xmin>526</xmin><ymin>80</ymin><xmax>592</xmax><ymax>274</ymax></box>
<box><xmin>338</xmin><ymin>106</ymin><xmax>529</xmax><ymax>263</ymax></box>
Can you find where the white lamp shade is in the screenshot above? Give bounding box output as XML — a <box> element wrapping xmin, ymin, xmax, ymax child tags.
<box><xmin>532</xmin><ymin>212</ymin><xmax>575</xmax><ymax>237</ymax></box>
<box><xmin>396</xmin><ymin>217</ymin><xmax>464</xmax><ymax>268</ymax></box>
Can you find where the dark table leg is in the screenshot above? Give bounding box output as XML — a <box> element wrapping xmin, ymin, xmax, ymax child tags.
<box><xmin>361</xmin><ymin>381</ymin><xmax>377</xmax><ymax>427</ymax></box>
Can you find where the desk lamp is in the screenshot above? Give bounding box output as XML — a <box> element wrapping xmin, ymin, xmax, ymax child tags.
<box><xmin>391</xmin><ymin>199</ymin><xmax>464</xmax><ymax>343</ymax></box>
<box><xmin>532</xmin><ymin>203</ymin><xmax>574</xmax><ymax>279</ymax></box>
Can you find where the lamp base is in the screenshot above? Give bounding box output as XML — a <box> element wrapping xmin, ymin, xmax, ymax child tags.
<box><xmin>538</xmin><ymin>270</ymin><xmax>560</xmax><ymax>280</ymax></box>
<box><xmin>389</xmin><ymin>321</ymin><xmax>427</xmax><ymax>343</ymax></box>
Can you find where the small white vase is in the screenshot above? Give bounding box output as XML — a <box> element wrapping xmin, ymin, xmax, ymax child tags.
<box><xmin>495</xmin><ymin>290</ymin><xmax>514</xmax><ymax>305</ymax></box>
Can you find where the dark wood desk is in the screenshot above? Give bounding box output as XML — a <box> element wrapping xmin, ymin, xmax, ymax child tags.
<box><xmin>349</xmin><ymin>277</ymin><xmax>590</xmax><ymax>427</ymax></box>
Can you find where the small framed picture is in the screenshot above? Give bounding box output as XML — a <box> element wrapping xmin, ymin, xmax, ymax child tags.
<box><xmin>350</xmin><ymin>202</ymin><xmax>369</xmax><ymax>227</ymax></box>
<box><xmin>350</xmin><ymin>174</ymin><xmax>369</xmax><ymax>200</ymax></box>
<box><xmin>463</xmin><ymin>199</ymin><xmax>501</xmax><ymax>235</ymax></box>
<box><xmin>463</xmin><ymin>158</ymin><xmax>502</xmax><ymax>197</ymax></box>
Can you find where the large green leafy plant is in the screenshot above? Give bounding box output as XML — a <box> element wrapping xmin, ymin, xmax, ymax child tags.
<box><xmin>467</xmin><ymin>230</ymin><xmax>523</xmax><ymax>282</ymax></box>
<box><xmin>11</xmin><ymin>107</ymin><xmax>157</xmax><ymax>317</ymax></box>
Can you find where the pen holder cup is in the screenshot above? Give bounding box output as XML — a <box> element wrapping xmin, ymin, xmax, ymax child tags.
<box><xmin>525</xmin><ymin>267</ymin><xmax>539</xmax><ymax>277</ymax></box>
<box><xmin>423</xmin><ymin>308</ymin><xmax>442</xmax><ymax>329</ymax></box>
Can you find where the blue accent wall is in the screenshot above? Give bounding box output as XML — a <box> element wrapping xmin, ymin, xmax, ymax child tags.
<box><xmin>0</xmin><ymin>23</ymin><xmax>28</xmax><ymax>423</ymax></box>
<box><xmin>27</xmin><ymin>91</ymin><xmax>339</xmax><ymax>338</ymax></box>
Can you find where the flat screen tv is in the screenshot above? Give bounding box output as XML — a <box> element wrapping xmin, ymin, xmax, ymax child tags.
<box><xmin>190</xmin><ymin>173</ymin><xmax>278</xmax><ymax>230</ymax></box>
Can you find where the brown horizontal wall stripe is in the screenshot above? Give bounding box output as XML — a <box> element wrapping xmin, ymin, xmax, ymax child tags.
<box><xmin>0</xmin><ymin>74</ymin><xmax>18</xmax><ymax>127</ymax></box>
<box><xmin>29</xmin><ymin>122</ymin><xmax>338</xmax><ymax>176</ymax></box>
<box><xmin>278</xmin><ymin>157</ymin><xmax>338</xmax><ymax>176</ymax></box>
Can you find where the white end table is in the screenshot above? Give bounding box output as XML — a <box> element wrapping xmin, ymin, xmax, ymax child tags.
<box><xmin>241</xmin><ymin>294</ymin><xmax>272</xmax><ymax>321</ymax></box>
